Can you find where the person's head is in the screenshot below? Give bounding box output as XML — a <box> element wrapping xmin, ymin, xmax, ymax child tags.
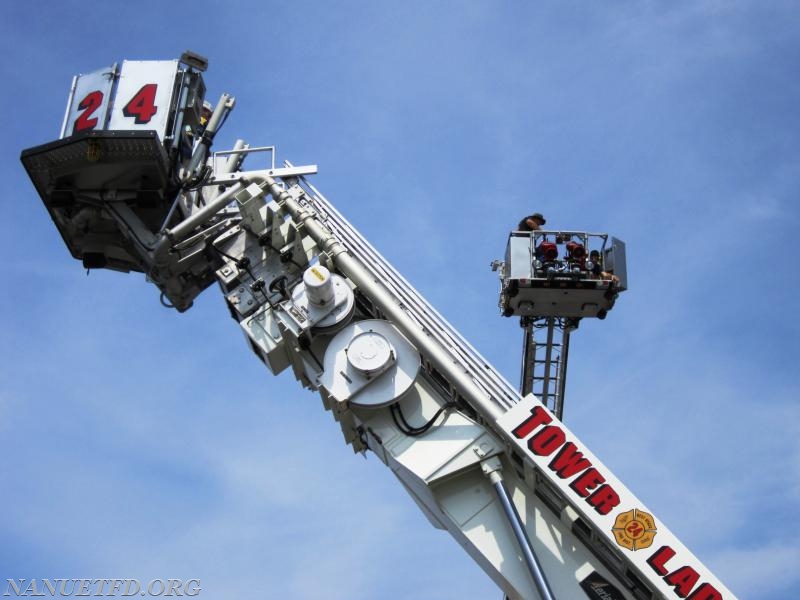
<box><xmin>531</xmin><ymin>213</ymin><xmax>546</xmax><ymax>229</ymax></box>
<box><xmin>200</xmin><ymin>101</ymin><xmax>213</xmax><ymax>126</ymax></box>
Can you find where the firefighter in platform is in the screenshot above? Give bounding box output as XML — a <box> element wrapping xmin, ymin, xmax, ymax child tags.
<box><xmin>517</xmin><ymin>212</ymin><xmax>546</xmax><ymax>232</ymax></box>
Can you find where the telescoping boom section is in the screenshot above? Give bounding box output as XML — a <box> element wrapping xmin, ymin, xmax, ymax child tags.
<box><xmin>21</xmin><ymin>55</ymin><xmax>736</xmax><ymax>600</ymax></box>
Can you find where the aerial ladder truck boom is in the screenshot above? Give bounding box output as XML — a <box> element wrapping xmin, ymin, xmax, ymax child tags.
<box><xmin>21</xmin><ymin>54</ymin><xmax>735</xmax><ymax>600</ymax></box>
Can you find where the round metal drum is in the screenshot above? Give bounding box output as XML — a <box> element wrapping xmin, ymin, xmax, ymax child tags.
<box><xmin>290</xmin><ymin>272</ymin><xmax>355</xmax><ymax>333</ymax></box>
<box><xmin>346</xmin><ymin>330</ymin><xmax>395</xmax><ymax>377</ymax></box>
<box><xmin>319</xmin><ymin>319</ymin><xmax>420</xmax><ymax>408</ymax></box>
<box><xmin>303</xmin><ymin>265</ymin><xmax>335</xmax><ymax>307</ymax></box>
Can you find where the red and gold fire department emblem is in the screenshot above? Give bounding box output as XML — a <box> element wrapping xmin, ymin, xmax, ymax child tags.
<box><xmin>612</xmin><ymin>508</ymin><xmax>657</xmax><ymax>551</ymax></box>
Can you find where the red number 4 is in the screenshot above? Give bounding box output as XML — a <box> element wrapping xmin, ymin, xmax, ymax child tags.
<box><xmin>122</xmin><ymin>83</ymin><xmax>158</xmax><ymax>124</ymax></box>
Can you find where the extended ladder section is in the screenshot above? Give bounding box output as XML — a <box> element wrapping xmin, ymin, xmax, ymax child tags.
<box><xmin>21</xmin><ymin>56</ymin><xmax>736</xmax><ymax>600</ymax></box>
<box><xmin>520</xmin><ymin>318</ymin><xmax>571</xmax><ymax>420</ymax></box>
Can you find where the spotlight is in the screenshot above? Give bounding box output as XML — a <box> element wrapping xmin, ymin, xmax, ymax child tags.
<box><xmin>180</xmin><ymin>50</ymin><xmax>208</xmax><ymax>72</ymax></box>
<box><xmin>537</xmin><ymin>241</ymin><xmax>558</xmax><ymax>262</ymax></box>
<box><xmin>566</xmin><ymin>241</ymin><xmax>586</xmax><ymax>260</ymax></box>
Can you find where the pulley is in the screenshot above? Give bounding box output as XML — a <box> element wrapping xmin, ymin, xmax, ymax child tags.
<box><xmin>317</xmin><ymin>319</ymin><xmax>420</xmax><ymax>408</ymax></box>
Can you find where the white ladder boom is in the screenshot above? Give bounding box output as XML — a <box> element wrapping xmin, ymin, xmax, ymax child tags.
<box><xmin>20</xmin><ymin>56</ymin><xmax>737</xmax><ymax>600</ymax></box>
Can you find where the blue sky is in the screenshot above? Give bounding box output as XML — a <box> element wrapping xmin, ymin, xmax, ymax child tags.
<box><xmin>2</xmin><ymin>2</ymin><xmax>798</xmax><ymax>599</ymax></box>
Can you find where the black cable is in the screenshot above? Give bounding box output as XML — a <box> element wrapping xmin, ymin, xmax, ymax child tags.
<box><xmin>392</xmin><ymin>403</ymin><xmax>445</xmax><ymax>436</ymax></box>
<box><xmin>182</xmin><ymin>166</ymin><xmax>211</xmax><ymax>192</ymax></box>
<box><xmin>390</xmin><ymin>401</ymin><xmax>457</xmax><ymax>437</ymax></box>
<box><xmin>390</xmin><ymin>404</ymin><xmax>411</xmax><ymax>434</ymax></box>
<box><xmin>209</xmin><ymin>243</ymin><xmax>283</xmax><ymax>309</ymax></box>
<box><xmin>250</xmin><ymin>278</ymin><xmax>275</xmax><ymax>309</ymax></box>
<box><xmin>209</xmin><ymin>243</ymin><xmax>256</xmax><ymax>278</ymax></box>
<box><xmin>159</xmin><ymin>292</ymin><xmax>175</xmax><ymax>309</ymax></box>
<box><xmin>268</xmin><ymin>275</ymin><xmax>290</xmax><ymax>300</ymax></box>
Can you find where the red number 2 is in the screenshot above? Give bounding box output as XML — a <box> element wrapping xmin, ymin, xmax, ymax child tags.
<box><xmin>122</xmin><ymin>83</ymin><xmax>158</xmax><ymax>124</ymax></box>
<box><xmin>73</xmin><ymin>90</ymin><xmax>104</xmax><ymax>134</ymax></box>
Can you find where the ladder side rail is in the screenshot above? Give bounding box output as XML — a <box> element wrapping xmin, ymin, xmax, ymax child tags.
<box><xmin>520</xmin><ymin>325</ymin><xmax>535</xmax><ymax>396</ymax></box>
<box><xmin>356</xmin><ymin>247</ymin><xmax>514</xmax><ymax>403</ymax></box>
<box><xmin>295</xmin><ymin>175</ymin><xmax>522</xmax><ymax>409</ymax></box>
<box><xmin>319</xmin><ymin>217</ymin><xmax>506</xmax><ymax>407</ymax></box>
<box><xmin>262</xmin><ymin>175</ymin><xmax>511</xmax><ymax>423</ymax></box>
<box><xmin>540</xmin><ymin>318</ymin><xmax>556</xmax><ymax>410</ymax></box>
<box><xmin>313</xmin><ymin>205</ymin><xmax>518</xmax><ymax>410</ymax></box>
<box><xmin>296</xmin><ymin>181</ymin><xmax>498</xmax><ymax>379</ymax></box>
<box><xmin>554</xmin><ymin>329</ymin><xmax>570</xmax><ymax>420</ymax></box>
<box><xmin>312</xmin><ymin>200</ymin><xmax>513</xmax><ymax>409</ymax></box>
<box><xmin>294</xmin><ymin>176</ymin><xmax>497</xmax><ymax>368</ymax></box>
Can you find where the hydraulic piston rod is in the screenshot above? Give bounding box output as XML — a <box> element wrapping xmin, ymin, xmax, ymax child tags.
<box><xmin>482</xmin><ymin>457</ymin><xmax>556</xmax><ymax>600</ymax></box>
